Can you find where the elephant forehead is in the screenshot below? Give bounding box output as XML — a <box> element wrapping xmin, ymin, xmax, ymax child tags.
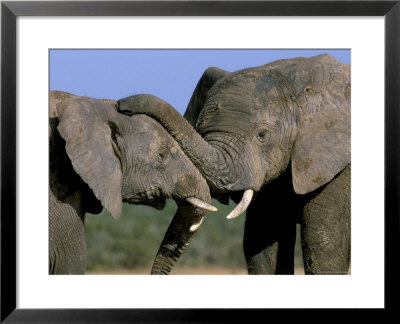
<box><xmin>208</xmin><ymin>70</ymin><xmax>261</xmax><ymax>96</ymax></box>
<box><xmin>199</xmin><ymin>73</ymin><xmax>295</xmax><ymax>133</ymax></box>
<box><xmin>124</xmin><ymin>115</ymin><xmax>174</xmax><ymax>140</ymax></box>
<box><xmin>130</xmin><ymin>130</ymin><xmax>174</xmax><ymax>150</ymax></box>
<box><xmin>121</xmin><ymin>116</ymin><xmax>178</xmax><ymax>153</ymax></box>
<box><xmin>207</xmin><ymin>69</ymin><xmax>293</xmax><ymax>109</ymax></box>
<box><xmin>121</xmin><ymin>132</ymin><xmax>173</xmax><ymax>164</ymax></box>
<box><xmin>128</xmin><ymin>115</ymin><xmax>165</xmax><ymax>132</ymax></box>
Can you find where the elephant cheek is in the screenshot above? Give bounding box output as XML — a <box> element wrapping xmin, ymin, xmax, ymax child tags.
<box><xmin>260</xmin><ymin>125</ymin><xmax>298</xmax><ymax>187</ymax></box>
<box><xmin>121</xmin><ymin>168</ymin><xmax>161</xmax><ymax>201</ymax></box>
<box><xmin>262</xmin><ymin>149</ymin><xmax>291</xmax><ymax>185</ymax></box>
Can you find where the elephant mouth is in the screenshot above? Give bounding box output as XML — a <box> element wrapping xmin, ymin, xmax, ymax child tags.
<box><xmin>124</xmin><ymin>192</ymin><xmax>217</xmax><ymax>213</ymax></box>
<box><xmin>136</xmin><ymin>199</ymin><xmax>166</xmax><ymax>210</ymax></box>
<box><xmin>126</xmin><ymin>195</ymin><xmax>218</xmax><ymax>213</ymax></box>
<box><xmin>123</xmin><ymin>187</ymin><xmax>167</xmax><ymax>210</ymax></box>
<box><xmin>125</xmin><ymin>197</ymin><xmax>167</xmax><ymax>210</ymax></box>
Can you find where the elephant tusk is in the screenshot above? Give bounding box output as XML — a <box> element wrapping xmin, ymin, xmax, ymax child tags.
<box><xmin>189</xmin><ymin>217</ymin><xmax>205</xmax><ymax>232</ymax></box>
<box><xmin>226</xmin><ymin>189</ymin><xmax>254</xmax><ymax>219</ymax></box>
<box><xmin>185</xmin><ymin>197</ymin><xmax>218</xmax><ymax>212</ymax></box>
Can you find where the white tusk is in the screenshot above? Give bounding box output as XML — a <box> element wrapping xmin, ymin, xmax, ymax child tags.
<box><xmin>189</xmin><ymin>217</ymin><xmax>205</xmax><ymax>232</ymax></box>
<box><xmin>226</xmin><ymin>189</ymin><xmax>254</xmax><ymax>219</ymax></box>
<box><xmin>186</xmin><ymin>197</ymin><xmax>218</xmax><ymax>212</ymax></box>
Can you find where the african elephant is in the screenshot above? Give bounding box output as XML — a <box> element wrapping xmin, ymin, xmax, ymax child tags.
<box><xmin>116</xmin><ymin>54</ymin><xmax>351</xmax><ymax>274</ymax></box>
<box><xmin>49</xmin><ymin>91</ymin><xmax>216</xmax><ymax>274</ymax></box>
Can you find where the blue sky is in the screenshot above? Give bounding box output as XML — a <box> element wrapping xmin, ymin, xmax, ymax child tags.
<box><xmin>50</xmin><ymin>49</ymin><xmax>350</xmax><ymax>114</ymax></box>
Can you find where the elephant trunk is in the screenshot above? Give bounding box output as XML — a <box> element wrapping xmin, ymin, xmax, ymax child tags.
<box><xmin>151</xmin><ymin>150</ymin><xmax>214</xmax><ymax>275</ymax></box>
<box><xmin>116</xmin><ymin>95</ymin><xmax>231</xmax><ymax>191</ymax></box>
<box><xmin>151</xmin><ymin>202</ymin><xmax>205</xmax><ymax>274</ymax></box>
<box><xmin>117</xmin><ymin>95</ymin><xmax>257</xmax><ymax>220</ymax></box>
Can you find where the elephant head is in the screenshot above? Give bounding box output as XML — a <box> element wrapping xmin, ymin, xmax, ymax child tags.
<box><xmin>50</xmin><ymin>91</ymin><xmax>217</xmax><ymax>274</ymax></box>
<box><xmin>116</xmin><ymin>54</ymin><xmax>351</xmax><ymax>220</ymax></box>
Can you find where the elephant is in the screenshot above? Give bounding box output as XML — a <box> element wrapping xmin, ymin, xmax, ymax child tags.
<box><xmin>116</xmin><ymin>54</ymin><xmax>351</xmax><ymax>274</ymax></box>
<box><xmin>49</xmin><ymin>91</ymin><xmax>217</xmax><ymax>274</ymax></box>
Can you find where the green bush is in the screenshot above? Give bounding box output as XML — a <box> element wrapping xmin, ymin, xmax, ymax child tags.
<box><xmin>85</xmin><ymin>199</ymin><xmax>304</xmax><ymax>273</ymax></box>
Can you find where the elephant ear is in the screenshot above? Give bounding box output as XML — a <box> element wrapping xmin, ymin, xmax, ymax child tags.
<box><xmin>56</xmin><ymin>96</ymin><xmax>123</xmax><ymax>218</ymax></box>
<box><xmin>50</xmin><ymin>90</ymin><xmax>78</xmax><ymax>118</ymax></box>
<box><xmin>291</xmin><ymin>57</ymin><xmax>351</xmax><ymax>194</ymax></box>
<box><xmin>184</xmin><ymin>67</ymin><xmax>230</xmax><ymax>127</ymax></box>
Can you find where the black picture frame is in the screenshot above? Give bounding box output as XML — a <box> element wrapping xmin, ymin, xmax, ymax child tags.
<box><xmin>1</xmin><ymin>1</ymin><xmax>399</xmax><ymax>322</ymax></box>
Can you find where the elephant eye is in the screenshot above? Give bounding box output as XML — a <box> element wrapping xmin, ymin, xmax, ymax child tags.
<box><xmin>257</xmin><ymin>129</ymin><xmax>268</xmax><ymax>142</ymax></box>
<box><xmin>157</xmin><ymin>151</ymin><xmax>168</xmax><ymax>163</ymax></box>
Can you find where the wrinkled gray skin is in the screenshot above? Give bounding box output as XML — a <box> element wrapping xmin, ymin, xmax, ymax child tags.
<box><xmin>117</xmin><ymin>54</ymin><xmax>351</xmax><ymax>274</ymax></box>
<box><xmin>50</xmin><ymin>91</ymin><xmax>211</xmax><ymax>274</ymax></box>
